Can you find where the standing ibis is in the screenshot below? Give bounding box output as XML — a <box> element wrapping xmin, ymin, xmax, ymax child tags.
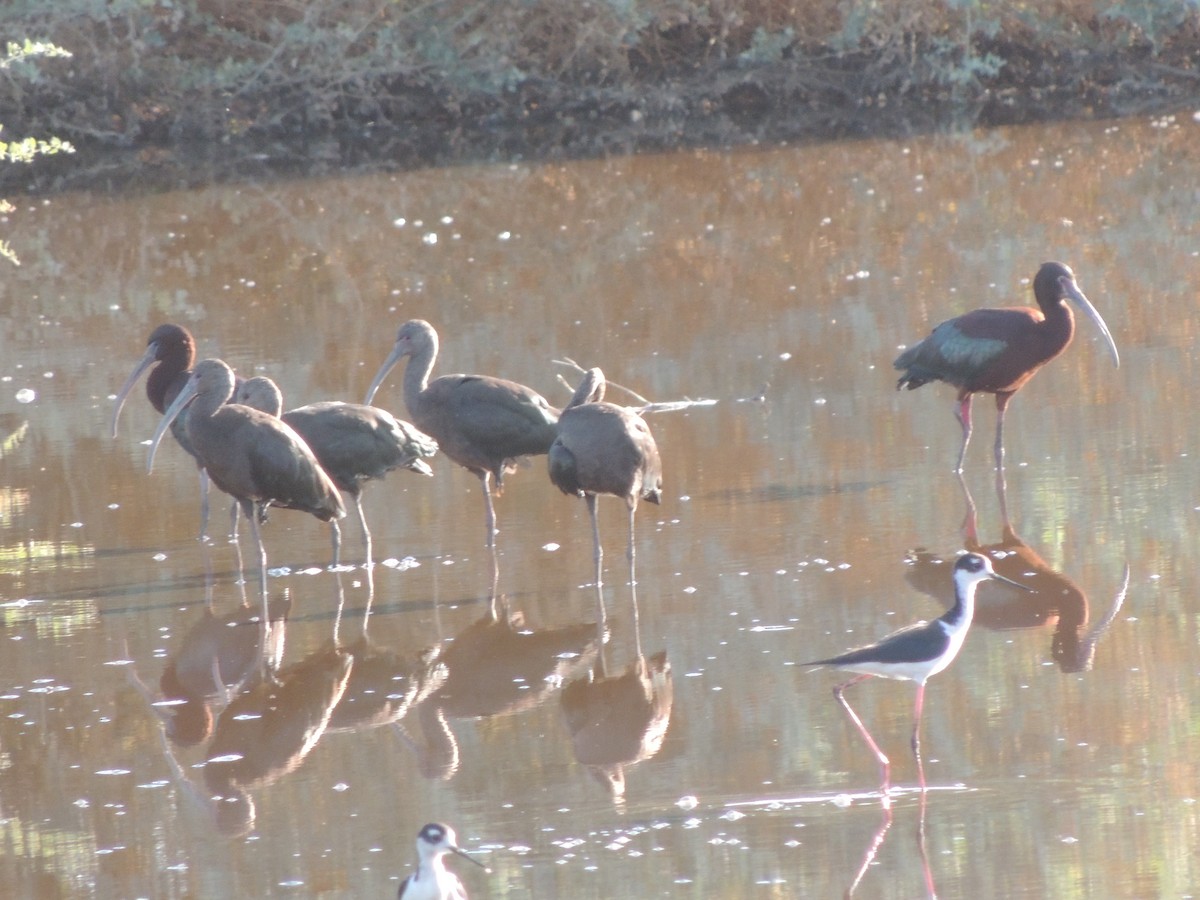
<box><xmin>548</xmin><ymin>367</ymin><xmax>662</xmax><ymax>589</ymax></box>
<box><xmin>397</xmin><ymin>822</ymin><xmax>488</xmax><ymax>900</ymax></box>
<box><xmin>236</xmin><ymin>376</ymin><xmax>438</xmax><ymax>567</ymax></box>
<box><xmin>805</xmin><ymin>552</ymin><xmax>1027</xmax><ymax>793</ymax></box>
<box><xmin>111</xmin><ymin>323</ymin><xmax>215</xmax><ymax>540</ymax></box>
<box><xmin>363</xmin><ymin>319</ymin><xmax>559</xmax><ymax>549</ymax></box>
<box><xmin>894</xmin><ymin>261</ymin><xmax>1120</xmax><ymax>471</ymax></box>
<box><xmin>147</xmin><ymin>359</ymin><xmax>346</xmax><ymax>580</ymax></box>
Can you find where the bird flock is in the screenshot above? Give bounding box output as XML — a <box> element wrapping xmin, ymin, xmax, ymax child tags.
<box><xmin>110</xmin><ymin>261</ymin><xmax>1118</xmax><ymax>896</ymax></box>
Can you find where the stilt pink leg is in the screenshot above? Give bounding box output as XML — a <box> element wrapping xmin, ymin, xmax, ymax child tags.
<box><xmin>846</xmin><ymin>801</ymin><xmax>894</xmax><ymax>897</ymax></box>
<box><xmin>911</xmin><ymin>682</ymin><xmax>927</xmax><ymax>793</ymax></box>
<box><xmin>993</xmin><ymin>391</ymin><xmax>1013</xmax><ymax>471</ymax></box>
<box><xmin>954</xmin><ymin>395</ymin><xmax>973</xmax><ymax>473</ymax></box>
<box><xmin>834</xmin><ymin>675</ymin><xmax>890</xmax><ymax>794</ymax></box>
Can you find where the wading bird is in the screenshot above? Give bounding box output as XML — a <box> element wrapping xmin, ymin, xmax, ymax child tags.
<box><xmin>236</xmin><ymin>376</ymin><xmax>437</xmax><ymax>567</ymax></box>
<box><xmin>397</xmin><ymin>822</ymin><xmax>488</xmax><ymax>900</ymax></box>
<box><xmin>112</xmin><ymin>324</ymin><xmax>216</xmax><ymax>539</ymax></box>
<box><xmin>894</xmin><ymin>261</ymin><xmax>1119</xmax><ymax>472</ymax></box>
<box><xmin>548</xmin><ymin>367</ymin><xmax>662</xmax><ymax>588</ymax></box>
<box><xmin>364</xmin><ymin>319</ymin><xmax>559</xmax><ymax>549</ymax></box>
<box><xmin>147</xmin><ymin>359</ymin><xmax>345</xmax><ymax>580</ymax></box>
<box><xmin>806</xmin><ymin>552</ymin><xmax>1026</xmax><ymax>792</ymax></box>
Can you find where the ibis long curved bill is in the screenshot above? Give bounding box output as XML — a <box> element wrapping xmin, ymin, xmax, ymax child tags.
<box><xmin>147</xmin><ymin>371</ymin><xmax>200</xmax><ymax>473</ymax></box>
<box><xmin>111</xmin><ymin>341</ymin><xmax>161</xmax><ymax>439</ymax></box>
<box><xmin>1063</xmin><ymin>276</ymin><xmax>1120</xmax><ymax>367</ymax></box>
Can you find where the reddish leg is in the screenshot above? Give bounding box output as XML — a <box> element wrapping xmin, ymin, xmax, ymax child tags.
<box><xmin>954</xmin><ymin>395</ymin><xmax>973</xmax><ymax>473</ymax></box>
<box><xmin>911</xmin><ymin>682</ymin><xmax>927</xmax><ymax>793</ymax></box>
<box><xmin>834</xmin><ymin>675</ymin><xmax>891</xmax><ymax>795</ymax></box>
<box><xmin>993</xmin><ymin>391</ymin><xmax>1014</xmax><ymax>471</ymax></box>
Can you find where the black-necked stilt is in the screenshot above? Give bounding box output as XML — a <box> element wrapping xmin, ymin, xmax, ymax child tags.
<box><xmin>806</xmin><ymin>552</ymin><xmax>1027</xmax><ymax>792</ymax></box>
<box><xmin>398</xmin><ymin>822</ymin><xmax>489</xmax><ymax>900</ymax></box>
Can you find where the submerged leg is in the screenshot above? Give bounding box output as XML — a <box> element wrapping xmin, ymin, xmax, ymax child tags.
<box><xmin>586</xmin><ymin>493</ymin><xmax>603</xmax><ymax>588</ymax></box>
<box><xmin>834</xmin><ymin>674</ymin><xmax>890</xmax><ymax>794</ymax></box>
<box><xmin>993</xmin><ymin>391</ymin><xmax>1014</xmax><ymax>471</ymax></box>
<box><xmin>954</xmin><ymin>394</ymin><xmax>974</xmax><ymax>473</ymax></box>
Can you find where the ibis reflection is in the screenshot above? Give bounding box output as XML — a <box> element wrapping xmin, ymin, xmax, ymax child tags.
<box><xmin>404</xmin><ymin>593</ymin><xmax>600</xmax><ymax>780</ymax></box>
<box><xmin>560</xmin><ymin>582</ymin><xmax>673</xmax><ymax>803</ymax></box>
<box><xmin>905</xmin><ymin>471</ymin><xmax>1127</xmax><ymax>673</ymax></box>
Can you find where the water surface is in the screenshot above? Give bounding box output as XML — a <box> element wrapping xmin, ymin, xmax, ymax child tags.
<box><xmin>1</xmin><ymin>111</ymin><xmax>1197</xmax><ymax>897</ymax></box>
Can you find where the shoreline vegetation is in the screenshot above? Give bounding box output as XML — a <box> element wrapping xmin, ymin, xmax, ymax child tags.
<box><xmin>2</xmin><ymin>1</ymin><xmax>1200</xmax><ymax>194</ymax></box>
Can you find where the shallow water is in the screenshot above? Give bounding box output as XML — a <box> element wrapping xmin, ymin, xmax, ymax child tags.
<box><xmin>1</xmin><ymin>110</ymin><xmax>1198</xmax><ymax>897</ymax></box>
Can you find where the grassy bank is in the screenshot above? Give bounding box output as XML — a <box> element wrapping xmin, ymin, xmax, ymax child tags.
<box><xmin>2</xmin><ymin>0</ymin><xmax>1199</xmax><ymax>190</ymax></box>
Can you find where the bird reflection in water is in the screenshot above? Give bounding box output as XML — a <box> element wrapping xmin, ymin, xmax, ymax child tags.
<box><xmin>905</xmin><ymin>471</ymin><xmax>1129</xmax><ymax>673</ymax></box>
<box><xmin>127</xmin><ymin>564</ymin><xmax>290</xmax><ymax>748</ymax></box>
<box><xmin>323</xmin><ymin>567</ymin><xmax>449</xmax><ymax>737</ymax></box>
<box><xmin>137</xmin><ymin>576</ymin><xmax>355</xmax><ymax>837</ymax></box>
<box><xmin>403</xmin><ymin>593</ymin><xmax>599</xmax><ymax>780</ymax></box>
<box><xmin>560</xmin><ymin>581</ymin><xmax>672</xmax><ymax>803</ymax></box>
<box><xmin>843</xmin><ymin>792</ymin><xmax>937</xmax><ymax>900</ymax></box>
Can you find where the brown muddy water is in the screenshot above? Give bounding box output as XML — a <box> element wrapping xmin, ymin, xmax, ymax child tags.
<box><xmin>1</xmin><ymin>110</ymin><xmax>1198</xmax><ymax>897</ymax></box>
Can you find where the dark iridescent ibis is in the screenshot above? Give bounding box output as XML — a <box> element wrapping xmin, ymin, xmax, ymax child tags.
<box><xmin>805</xmin><ymin>552</ymin><xmax>1027</xmax><ymax>793</ymax></box>
<box><xmin>146</xmin><ymin>359</ymin><xmax>346</xmax><ymax>576</ymax></box>
<box><xmin>111</xmin><ymin>323</ymin><xmax>215</xmax><ymax>540</ymax></box>
<box><xmin>548</xmin><ymin>368</ymin><xmax>662</xmax><ymax>588</ymax></box>
<box><xmin>363</xmin><ymin>318</ymin><xmax>559</xmax><ymax>549</ymax></box>
<box><xmin>236</xmin><ymin>376</ymin><xmax>438</xmax><ymax>567</ymax></box>
<box><xmin>894</xmin><ymin>261</ymin><xmax>1120</xmax><ymax>472</ymax></box>
<box><xmin>397</xmin><ymin>822</ymin><xmax>489</xmax><ymax>900</ymax></box>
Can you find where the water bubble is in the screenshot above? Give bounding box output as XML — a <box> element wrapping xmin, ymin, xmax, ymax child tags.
<box><xmin>15</xmin><ymin>388</ymin><xmax>35</xmax><ymax>403</ymax></box>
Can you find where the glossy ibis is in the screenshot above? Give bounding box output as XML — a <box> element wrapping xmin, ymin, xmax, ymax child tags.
<box><xmin>111</xmin><ymin>323</ymin><xmax>215</xmax><ymax>540</ymax></box>
<box><xmin>146</xmin><ymin>359</ymin><xmax>346</xmax><ymax>577</ymax></box>
<box><xmin>236</xmin><ymin>376</ymin><xmax>438</xmax><ymax>567</ymax></box>
<box><xmin>806</xmin><ymin>552</ymin><xmax>1026</xmax><ymax>793</ymax></box>
<box><xmin>548</xmin><ymin>367</ymin><xmax>662</xmax><ymax>589</ymax></box>
<box><xmin>895</xmin><ymin>261</ymin><xmax>1120</xmax><ymax>472</ymax></box>
<box><xmin>363</xmin><ymin>319</ymin><xmax>559</xmax><ymax>549</ymax></box>
<box><xmin>398</xmin><ymin>822</ymin><xmax>488</xmax><ymax>900</ymax></box>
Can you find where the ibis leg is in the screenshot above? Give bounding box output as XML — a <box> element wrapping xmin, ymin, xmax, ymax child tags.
<box><xmin>834</xmin><ymin>675</ymin><xmax>890</xmax><ymax>794</ymax></box>
<box><xmin>586</xmin><ymin>493</ymin><xmax>603</xmax><ymax>588</ymax></box>
<box><xmin>246</xmin><ymin>502</ymin><xmax>269</xmax><ymax>622</ymax></box>
<box><xmin>954</xmin><ymin>395</ymin><xmax>973</xmax><ymax>473</ymax></box>
<box><xmin>329</xmin><ymin>519</ymin><xmax>343</xmax><ymax>570</ymax></box>
<box><xmin>228</xmin><ymin>499</ymin><xmax>240</xmax><ymax>542</ymax></box>
<box><xmin>352</xmin><ymin>494</ymin><xmax>372</xmax><ymax>568</ymax></box>
<box><xmin>478</xmin><ymin>471</ymin><xmax>498</xmax><ymax>549</ymax></box>
<box><xmin>198</xmin><ymin>468</ymin><xmax>212</xmax><ymax>542</ymax></box>
<box><xmin>626</xmin><ymin>501</ymin><xmax>638</xmax><ymax>588</ymax></box>
<box><xmin>993</xmin><ymin>391</ymin><xmax>1013</xmax><ymax>471</ymax></box>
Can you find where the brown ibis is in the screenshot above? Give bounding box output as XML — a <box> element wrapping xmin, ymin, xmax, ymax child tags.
<box><xmin>235</xmin><ymin>376</ymin><xmax>438</xmax><ymax>567</ymax></box>
<box><xmin>894</xmin><ymin>261</ymin><xmax>1120</xmax><ymax>472</ymax></box>
<box><xmin>111</xmin><ymin>323</ymin><xmax>215</xmax><ymax>540</ymax></box>
<box><xmin>363</xmin><ymin>319</ymin><xmax>559</xmax><ymax>549</ymax></box>
<box><xmin>146</xmin><ymin>359</ymin><xmax>346</xmax><ymax>579</ymax></box>
<box><xmin>548</xmin><ymin>367</ymin><xmax>662</xmax><ymax>589</ymax></box>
